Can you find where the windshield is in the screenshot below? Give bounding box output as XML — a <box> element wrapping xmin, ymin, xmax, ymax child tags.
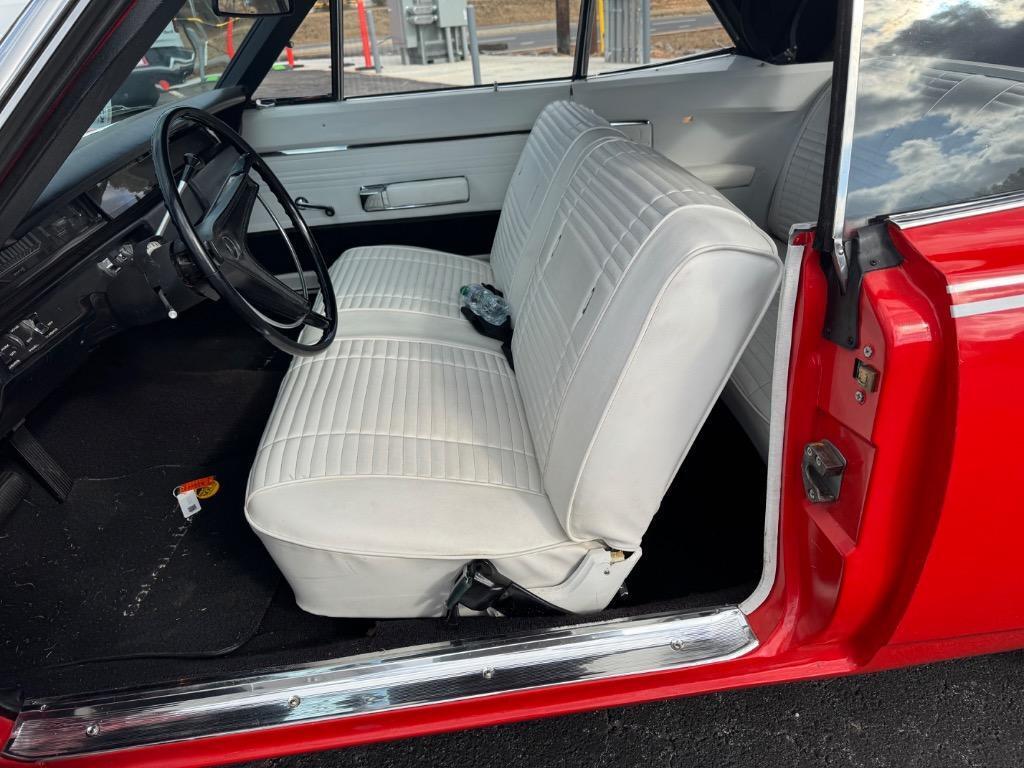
<box><xmin>86</xmin><ymin>0</ymin><xmax>255</xmax><ymax>135</ymax></box>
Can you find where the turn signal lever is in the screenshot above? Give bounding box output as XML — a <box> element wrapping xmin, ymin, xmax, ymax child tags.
<box><xmin>156</xmin><ymin>153</ymin><xmax>205</xmax><ymax>239</ymax></box>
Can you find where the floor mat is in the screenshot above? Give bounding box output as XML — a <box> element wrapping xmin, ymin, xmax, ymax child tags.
<box><xmin>0</xmin><ymin>304</ymin><xmax>286</xmax><ymax>678</ymax></box>
<box><xmin>0</xmin><ymin>459</ymin><xmax>278</xmax><ymax>673</ymax></box>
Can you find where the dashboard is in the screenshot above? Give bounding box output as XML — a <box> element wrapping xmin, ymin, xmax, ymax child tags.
<box><xmin>0</xmin><ymin>90</ymin><xmax>246</xmax><ymax>436</ymax></box>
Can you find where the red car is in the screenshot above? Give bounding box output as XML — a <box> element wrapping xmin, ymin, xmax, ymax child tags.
<box><xmin>0</xmin><ymin>0</ymin><xmax>1021</xmax><ymax>765</ymax></box>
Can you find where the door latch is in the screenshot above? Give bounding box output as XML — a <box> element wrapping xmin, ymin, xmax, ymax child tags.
<box><xmin>802</xmin><ymin>440</ymin><xmax>846</xmax><ymax>504</ymax></box>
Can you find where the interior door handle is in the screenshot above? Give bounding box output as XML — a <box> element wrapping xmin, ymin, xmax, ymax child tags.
<box><xmin>360</xmin><ymin>177</ymin><xmax>470</xmax><ymax>212</ymax></box>
<box><xmin>294</xmin><ymin>197</ymin><xmax>335</xmax><ymax>217</ymax></box>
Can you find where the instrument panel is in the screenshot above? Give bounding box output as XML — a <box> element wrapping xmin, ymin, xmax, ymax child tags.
<box><xmin>0</xmin><ymin>92</ymin><xmax>243</xmax><ymax>438</ymax></box>
<box><xmin>0</xmin><ymin>200</ymin><xmax>104</xmax><ymax>294</ymax></box>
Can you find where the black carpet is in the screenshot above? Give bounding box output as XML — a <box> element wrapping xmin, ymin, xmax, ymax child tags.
<box><xmin>0</xmin><ymin>460</ymin><xmax>277</xmax><ymax>674</ymax></box>
<box><xmin>0</xmin><ymin>304</ymin><xmax>286</xmax><ymax>684</ymax></box>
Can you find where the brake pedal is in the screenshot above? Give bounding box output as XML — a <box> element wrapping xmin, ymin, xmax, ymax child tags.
<box><xmin>8</xmin><ymin>425</ymin><xmax>72</xmax><ymax>502</ymax></box>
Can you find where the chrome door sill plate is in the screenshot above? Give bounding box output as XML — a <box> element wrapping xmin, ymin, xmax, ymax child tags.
<box><xmin>5</xmin><ymin>607</ymin><xmax>756</xmax><ymax>760</ymax></box>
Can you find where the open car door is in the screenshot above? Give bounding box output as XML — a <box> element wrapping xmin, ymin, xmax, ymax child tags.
<box><xmin>747</xmin><ymin>0</ymin><xmax>1024</xmax><ymax>664</ymax></box>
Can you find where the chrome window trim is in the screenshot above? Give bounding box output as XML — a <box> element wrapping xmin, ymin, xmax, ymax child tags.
<box><xmin>827</xmin><ymin>0</ymin><xmax>864</xmax><ymax>289</ymax></box>
<box><xmin>0</xmin><ymin>0</ymin><xmax>83</xmax><ymax>125</ymax></box>
<box><xmin>261</xmin><ymin>130</ymin><xmax>532</xmax><ymax>157</ymax></box>
<box><xmin>889</xmin><ymin>191</ymin><xmax>1024</xmax><ymax>230</ymax></box>
<box><xmin>4</xmin><ymin>607</ymin><xmax>757</xmax><ymax>760</ymax></box>
<box><xmin>264</xmin><ymin>144</ymin><xmax>350</xmax><ymax>156</ymax></box>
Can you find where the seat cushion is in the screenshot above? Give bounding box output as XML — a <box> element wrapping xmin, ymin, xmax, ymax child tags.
<box><xmin>246</xmin><ymin>337</ymin><xmax>619</xmax><ymax>617</ymax></box>
<box><xmin>331</xmin><ymin>245</ymin><xmax>492</xmax><ymax>319</ymax></box>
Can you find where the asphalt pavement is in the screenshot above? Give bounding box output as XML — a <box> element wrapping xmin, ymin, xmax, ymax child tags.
<box><xmin>241</xmin><ymin>650</ymin><xmax>1024</xmax><ymax>767</ymax></box>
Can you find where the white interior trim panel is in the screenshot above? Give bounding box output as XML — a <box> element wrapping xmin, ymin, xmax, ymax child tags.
<box><xmin>574</xmin><ymin>58</ymin><xmax>833</xmax><ymax>226</ymax></box>
<box><xmin>241</xmin><ymin>81</ymin><xmax>571</xmax><ymax>152</ymax></box>
<box><xmin>251</xmin><ymin>134</ymin><xmax>526</xmax><ymax>231</ymax></box>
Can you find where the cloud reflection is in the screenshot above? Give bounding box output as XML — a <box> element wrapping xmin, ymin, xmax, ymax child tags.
<box><xmin>845</xmin><ymin>1</ymin><xmax>1024</xmax><ymax>222</ymax></box>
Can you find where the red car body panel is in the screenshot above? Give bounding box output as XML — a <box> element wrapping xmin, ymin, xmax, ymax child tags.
<box><xmin>888</xmin><ymin>210</ymin><xmax>1024</xmax><ymax>644</ymax></box>
<box><xmin>2</xmin><ymin>215</ymin><xmax>1020</xmax><ymax>766</ymax></box>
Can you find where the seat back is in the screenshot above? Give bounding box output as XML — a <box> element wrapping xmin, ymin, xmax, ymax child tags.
<box><xmin>490</xmin><ymin>101</ymin><xmax>623</xmax><ymax>308</ymax></box>
<box><xmin>512</xmin><ymin>139</ymin><xmax>782</xmax><ymax>550</ymax></box>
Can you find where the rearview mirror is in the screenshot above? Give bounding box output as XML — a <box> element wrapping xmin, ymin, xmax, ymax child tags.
<box><xmin>213</xmin><ymin>0</ymin><xmax>293</xmax><ymax>16</ymax></box>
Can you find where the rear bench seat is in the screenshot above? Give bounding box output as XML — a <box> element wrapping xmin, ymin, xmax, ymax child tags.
<box><xmin>721</xmin><ymin>84</ymin><xmax>830</xmax><ymax>457</ymax></box>
<box><xmin>724</xmin><ymin>63</ymin><xmax>1024</xmax><ymax>457</ymax></box>
<box><xmin>247</xmin><ymin>112</ymin><xmax>783</xmax><ymax>617</ymax></box>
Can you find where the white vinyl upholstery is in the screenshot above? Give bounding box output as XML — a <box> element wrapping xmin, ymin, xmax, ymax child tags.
<box><xmin>247</xmin><ymin>338</ymin><xmax>608</xmax><ymax>617</ymax></box>
<box><xmin>512</xmin><ymin>139</ymin><xmax>780</xmax><ymax>549</ymax></box>
<box><xmin>724</xmin><ymin>85</ymin><xmax>831</xmax><ymax>457</ymax></box>
<box><xmin>324</xmin><ymin>101</ymin><xmax>623</xmax><ymax>332</ymax></box>
<box><xmin>248</xmin><ymin>114</ymin><xmax>782</xmax><ymax>618</ymax></box>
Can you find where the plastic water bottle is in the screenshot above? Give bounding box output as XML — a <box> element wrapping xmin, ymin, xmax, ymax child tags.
<box><xmin>460</xmin><ymin>284</ymin><xmax>510</xmax><ymax>326</ymax></box>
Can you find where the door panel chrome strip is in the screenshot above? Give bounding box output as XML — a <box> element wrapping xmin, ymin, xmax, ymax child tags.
<box><xmin>950</xmin><ymin>292</ymin><xmax>1024</xmax><ymax>319</ymax></box>
<box><xmin>947</xmin><ymin>273</ymin><xmax>1024</xmax><ymax>295</ymax></box>
<box><xmin>5</xmin><ymin>608</ymin><xmax>756</xmax><ymax>760</ymax></box>
<box><xmin>261</xmin><ymin>130</ymin><xmax>532</xmax><ymax>158</ymax></box>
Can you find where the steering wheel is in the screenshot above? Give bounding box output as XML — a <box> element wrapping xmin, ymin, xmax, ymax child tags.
<box><xmin>151</xmin><ymin>106</ymin><xmax>337</xmax><ymax>356</ymax></box>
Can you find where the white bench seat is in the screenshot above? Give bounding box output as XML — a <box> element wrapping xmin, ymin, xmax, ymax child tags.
<box><xmin>247</xmin><ymin>109</ymin><xmax>782</xmax><ymax>619</ymax></box>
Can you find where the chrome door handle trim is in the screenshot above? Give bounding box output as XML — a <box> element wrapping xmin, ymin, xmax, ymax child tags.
<box><xmin>359</xmin><ymin>184</ymin><xmax>389</xmax><ymax>212</ymax></box>
<box><xmin>359</xmin><ymin>177</ymin><xmax>470</xmax><ymax>212</ymax></box>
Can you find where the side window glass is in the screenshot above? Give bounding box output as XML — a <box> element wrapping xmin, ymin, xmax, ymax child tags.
<box><xmin>845</xmin><ymin>0</ymin><xmax>1024</xmax><ymax>224</ymax></box>
<box><xmin>255</xmin><ymin>4</ymin><xmax>335</xmax><ymax>101</ymax></box>
<box><xmin>342</xmin><ymin>0</ymin><xmax>582</xmax><ymax>98</ymax></box>
<box><xmin>585</xmin><ymin>0</ymin><xmax>731</xmax><ymax>76</ymax></box>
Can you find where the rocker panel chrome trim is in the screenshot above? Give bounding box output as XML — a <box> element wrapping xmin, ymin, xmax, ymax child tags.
<box><xmin>6</xmin><ymin>608</ymin><xmax>756</xmax><ymax>760</ymax></box>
